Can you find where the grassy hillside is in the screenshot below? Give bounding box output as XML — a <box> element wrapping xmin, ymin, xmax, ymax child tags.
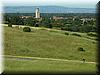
<box><xmin>4</xmin><ymin>26</ymin><xmax>97</xmax><ymax>62</ymax></box>
<box><xmin>5</xmin><ymin>59</ymin><xmax>97</xmax><ymax>73</ymax></box>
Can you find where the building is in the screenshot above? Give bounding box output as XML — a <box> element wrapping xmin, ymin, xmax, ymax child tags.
<box><xmin>35</xmin><ymin>8</ymin><xmax>40</xmax><ymax>18</ymax></box>
<box><xmin>80</xmin><ymin>18</ymin><xmax>96</xmax><ymax>25</ymax></box>
<box><xmin>20</xmin><ymin>16</ymin><xmax>32</xmax><ymax>19</ymax></box>
<box><xmin>53</xmin><ymin>16</ymin><xmax>68</xmax><ymax>21</ymax></box>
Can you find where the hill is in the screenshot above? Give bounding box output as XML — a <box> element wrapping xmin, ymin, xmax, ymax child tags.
<box><xmin>3</xmin><ymin>6</ymin><xmax>96</xmax><ymax>13</ymax></box>
<box><xmin>4</xmin><ymin>26</ymin><xmax>97</xmax><ymax>72</ymax></box>
<box><xmin>4</xmin><ymin>26</ymin><xmax>97</xmax><ymax>62</ymax></box>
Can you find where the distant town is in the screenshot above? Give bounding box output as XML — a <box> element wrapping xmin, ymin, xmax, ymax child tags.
<box><xmin>3</xmin><ymin>7</ymin><xmax>96</xmax><ymax>32</ymax></box>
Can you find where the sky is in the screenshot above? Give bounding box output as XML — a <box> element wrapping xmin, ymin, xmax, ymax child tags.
<box><xmin>0</xmin><ymin>0</ymin><xmax>99</xmax><ymax>8</ymax></box>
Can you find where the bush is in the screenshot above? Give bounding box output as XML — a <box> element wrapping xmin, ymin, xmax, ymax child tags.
<box><xmin>23</xmin><ymin>27</ymin><xmax>31</xmax><ymax>32</ymax></box>
<box><xmin>61</xmin><ymin>27</ymin><xmax>67</xmax><ymax>31</ymax></box>
<box><xmin>65</xmin><ymin>32</ymin><xmax>69</xmax><ymax>35</ymax></box>
<box><xmin>87</xmin><ymin>32</ymin><xmax>97</xmax><ymax>37</ymax></box>
<box><xmin>35</xmin><ymin>24</ymin><xmax>39</xmax><ymax>27</ymax></box>
<box><xmin>78</xmin><ymin>47</ymin><xmax>85</xmax><ymax>52</ymax></box>
<box><xmin>71</xmin><ymin>33</ymin><xmax>81</xmax><ymax>37</ymax></box>
<box><xmin>92</xmin><ymin>41</ymin><xmax>96</xmax><ymax>44</ymax></box>
<box><xmin>95</xmin><ymin>38</ymin><xmax>98</xmax><ymax>41</ymax></box>
<box><xmin>8</xmin><ymin>23</ymin><xmax>12</xmax><ymax>27</ymax></box>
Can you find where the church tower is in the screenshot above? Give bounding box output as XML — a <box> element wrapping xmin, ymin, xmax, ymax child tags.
<box><xmin>35</xmin><ymin>8</ymin><xmax>40</xmax><ymax>18</ymax></box>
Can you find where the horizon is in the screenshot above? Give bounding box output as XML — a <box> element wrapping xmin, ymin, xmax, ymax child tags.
<box><xmin>3</xmin><ymin>5</ymin><xmax>96</xmax><ymax>9</ymax></box>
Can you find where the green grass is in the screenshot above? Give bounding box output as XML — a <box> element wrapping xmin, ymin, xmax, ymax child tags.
<box><xmin>4</xmin><ymin>26</ymin><xmax>98</xmax><ymax>72</ymax></box>
<box><xmin>4</xmin><ymin>26</ymin><xmax>97</xmax><ymax>62</ymax></box>
<box><xmin>5</xmin><ymin>59</ymin><xmax>97</xmax><ymax>73</ymax></box>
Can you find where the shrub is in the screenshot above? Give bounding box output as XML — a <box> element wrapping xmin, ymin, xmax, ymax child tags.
<box><xmin>35</xmin><ymin>24</ymin><xmax>39</xmax><ymax>27</ymax></box>
<box><xmin>87</xmin><ymin>32</ymin><xmax>97</xmax><ymax>37</ymax></box>
<box><xmin>23</xmin><ymin>27</ymin><xmax>31</xmax><ymax>32</ymax></box>
<box><xmin>61</xmin><ymin>27</ymin><xmax>67</xmax><ymax>31</ymax></box>
<box><xmin>65</xmin><ymin>32</ymin><xmax>69</xmax><ymax>35</ymax></box>
<box><xmin>78</xmin><ymin>47</ymin><xmax>85</xmax><ymax>52</ymax></box>
<box><xmin>8</xmin><ymin>23</ymin><xmax>12</xmax><ymax>27</ymax></box>
<box><xmin>71</xmin><ymin>33</ymin><xmax>81</xmax><ymax>37</ymax></box>
<box><xmin>82</xmin><ymin>59</ymin><xmax>85</xmax><ymax>63</ymax></box>
<box><xmin>95</xmin><ymin>38</ymin><xmax>98</xmax><ymax>41</ymax></box>
<box><xmin>92</xmin><ymin>41</ymin><xmax>96</xmax><ymax>44</ymax></box>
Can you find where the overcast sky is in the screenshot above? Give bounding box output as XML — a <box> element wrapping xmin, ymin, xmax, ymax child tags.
<box><xmin>0</xmin><ymin>0</ymin><xmax>99</xmax><ymax>8</ymax></box>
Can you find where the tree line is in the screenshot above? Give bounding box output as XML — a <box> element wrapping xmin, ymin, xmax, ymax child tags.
<box><xmin>3</xmin><ymin>13</ymin><xmax>97</xmax><ymax>33</ymax></box>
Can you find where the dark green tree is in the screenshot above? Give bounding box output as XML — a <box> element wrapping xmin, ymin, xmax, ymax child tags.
<box><xmin>24</xmin><ymin>18</ymin><xmax>36</xmax><ymax>26</ymax></box>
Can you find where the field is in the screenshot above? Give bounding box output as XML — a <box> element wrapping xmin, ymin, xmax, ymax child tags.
<box><xmin>4</xmin><ymin>25</ymin><xmax>98</xmax><ymax>73</ymax></box>
<box><xmin>5</xmin><ymin>58</ymin><xmax>96</xmax><ymax>73</ymax></box>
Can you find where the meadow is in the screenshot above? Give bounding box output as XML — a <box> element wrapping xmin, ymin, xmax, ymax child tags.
<box><xmin>5</xmin><ymin>58</ymin><xmax>97</xmax><ymax>73</ymax></box>
<box><xmin>4</xmin><ymin>25</ymin><xmax>98</xmax><ymax>72</ymax></box>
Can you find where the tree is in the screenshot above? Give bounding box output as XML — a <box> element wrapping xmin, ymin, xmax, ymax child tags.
<box><xmin>24</xmin><ymin>18</ymin><xmax>36</xmax><ymax>26</ymax></box>
<box><xmin>41</xmin><ymin>17</ymin><xmax>53</xmax><ymax>28</ymax></box>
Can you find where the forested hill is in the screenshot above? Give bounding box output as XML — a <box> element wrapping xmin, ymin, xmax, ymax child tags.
<box><xmin>3</xmin><ymin>6</ymin><xmax>96</xmax><ymax>13</ymax></box>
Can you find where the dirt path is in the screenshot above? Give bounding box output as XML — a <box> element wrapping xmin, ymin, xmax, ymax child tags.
<box><xmin>3</xmin><ymin>55</ymin><xmax>97</xmax><ymax>64</ymax></box>
<box><xmin>3</xmin><ymin>24</ymin><xmax>59</xmax><ymax>31</ymax></box>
